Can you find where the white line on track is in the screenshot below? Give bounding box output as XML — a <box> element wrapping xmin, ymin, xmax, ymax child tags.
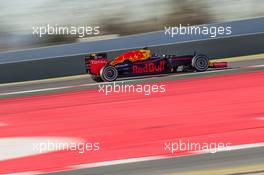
<box><xmin>194</xmin><ymin>142</ymin><xmax>264</xmax><ymax>154</ymax></box>
<box><xmin>4</xmin><ymin>142</ymin><xmax>264</xmax><ymax>175</ymax></box>
<box><xmin>0</xmin><ymin>122</ymin><xmax>7</xmax><ymax>126</ymax></box>
<box><xmin>0</xmin><ymin>86</ymin><xmax>77</xmax><ymax>96</ymax></box>
<box><xmin>249</xmin><ymin>64</ymin><xmax>264</xmax><ymax>68</ymax></box>
<box><xmin>257</xmin><ymin>117</ymin><xmax>264</xmax><ymax>120</ymax></box>
<box><xmin>70</xmin><ymin>156</ymin><xmax>164</xmax><ymax>169</ymax></box>
<box><xmin>5</xmin><ymin>142</ymin><xmax>262</xmax><ymax>174</ymax></box>
<box><xmin>0</xmin><ymin>137</ymin><xmax>81</xmax><ymax>161</ymax></box>
<box><xmin>0</xmin><ymin>68</ymin><xmax>239</xmax><ymax>96</ymax></box>
<box><xmin>69</xmin><ymin>142</ymin><xmax>264</xmax><ymax>170</ymax></box>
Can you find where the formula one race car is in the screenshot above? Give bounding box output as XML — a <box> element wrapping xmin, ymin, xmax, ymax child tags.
<box><xmin>84</xmin><ymin>48</ymin><xmax>227</xmax><ymax>82</ymax></box>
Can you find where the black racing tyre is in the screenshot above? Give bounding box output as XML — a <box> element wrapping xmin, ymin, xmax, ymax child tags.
<box><xmin>91</xmin><ymin>75</ymin><xmax>103</xmax><ymax>82</ymax></box>
<box><xmin>100</xmin><ymin>65</ymin><xmax>118</xmax><ymax>82</ymax></box>
<box><xmin>192</xmin><ymin>55</ymin><xmax>209</xmax><ymax>72</ymax></box>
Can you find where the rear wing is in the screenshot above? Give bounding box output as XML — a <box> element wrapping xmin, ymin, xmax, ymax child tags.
<box><xmin>85</xmin><ymin>53</ymin><xmax>107</xmax><ymax>60</ymax></box>
<box><xmin>84</xmin><ymin>53</ymin><xmax>108</xmax><ymax>74</ymax></box>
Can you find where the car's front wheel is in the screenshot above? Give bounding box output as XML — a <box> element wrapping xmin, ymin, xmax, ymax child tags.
<box><xmin>192</xmin><ymin>55</ymin><xmax>209</xmax><ymax>72</ymax></box>
<box><xmin>100</xmin><ymin>65</ymin><xmax>118</xmax><ymax>82</ymax></box>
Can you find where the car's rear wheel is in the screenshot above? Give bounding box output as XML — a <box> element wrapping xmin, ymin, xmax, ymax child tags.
<box><xmin>192</xmin><ymin>55</ymin><xmax>209</xmax><ymax>72</ymax></box>
<box><xmin>100</xmin><ymin>65</ymin><xmax>118</xmax><ymax>82</ymax></box>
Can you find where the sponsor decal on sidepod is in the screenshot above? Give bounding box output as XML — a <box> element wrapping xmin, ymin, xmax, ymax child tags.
<box><xmin>133</xmin><ymin>60</ymin><xmax>165</xmax><ymax>74</ymax></box>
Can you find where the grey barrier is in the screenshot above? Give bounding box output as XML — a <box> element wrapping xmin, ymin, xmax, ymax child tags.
<box><xmin>0</xmin><ymin>17</ymin><xmax>264</xmax><ymax>83</ymax></box>
<box><xmin>0</xmin><ymin>17</ymin><xmax>264</xmax><ymax>64</ymax></box>
<box><xmin>0</xmin><ymin>32</ymin><xmax>263</xmax><ymax>83</ymax></box>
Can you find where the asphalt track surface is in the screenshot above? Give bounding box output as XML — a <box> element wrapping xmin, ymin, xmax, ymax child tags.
<box><xmin>1</xmin><ymin>58</ymin><xmax>264</xmax><ymax>95</ymax></box>
<box><xmin>0</xmin><ymin>58</ymin><xmax>264</xmax><ymax>175</ymax></box>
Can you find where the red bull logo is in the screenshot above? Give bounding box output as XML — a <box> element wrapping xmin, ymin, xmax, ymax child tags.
<box><xmin>133</xmin><ymin>60</ymin><xmax>165</xmax><ymax>74</ymax></box>
<box><xmin>110</xmin><ymin>50</ymin><xmax>150</xmax><ymax>65</ymax></box>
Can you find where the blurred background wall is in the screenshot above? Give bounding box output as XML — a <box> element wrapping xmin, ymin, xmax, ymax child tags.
<box><xmin>0</xmin><ymin>0</ymin><xmax>263</xmax><ymax>51</ymax></box>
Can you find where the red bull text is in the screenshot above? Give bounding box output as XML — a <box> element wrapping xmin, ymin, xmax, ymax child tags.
<box><xmin>133</xmin><ymin>60</ymin><xmax>165</xmax><ymax>74</ymax></box>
